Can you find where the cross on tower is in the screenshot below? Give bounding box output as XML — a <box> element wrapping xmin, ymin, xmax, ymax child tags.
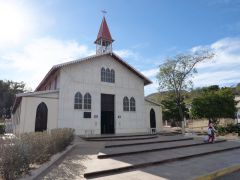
<box><xmin>101</xmin><ymin>10</ymin><xmax>107</xmax><ymax>16</ymax></box>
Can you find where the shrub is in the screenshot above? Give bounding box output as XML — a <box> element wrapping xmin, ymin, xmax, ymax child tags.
<box><xmin>21</xmin><ymin>132</ymin><xmax>53</xmax><ymax>164</ymax></box>
<box><xmin>0</xmin><ymin>139</ymin><xmax>30</xmax><ymax>180</ymax></box>
<box><xmin>0</xmin><ymin>124</ymin><xmax>5</xmax><ymax>134</ymax></box>
<box><xmin>50</xmin><ymin>128</ymin><xmax>75</xmax><ymax>154</ymax></box>
<box><xmin>0</xmin><ymin>128</ymin><xmax>75</xmax><ymax>180</ymax></box>
<box><xmin>216</xmin><ymin>123</ymin><xmax>240</xmax><ymax>136</ymax></box>
<box><xmin>216</xmin><ymin>125</ymin><xmax>227</xmax><ymax>135</ymax></box>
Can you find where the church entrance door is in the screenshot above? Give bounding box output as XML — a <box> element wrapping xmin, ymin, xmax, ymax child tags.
<box><xmin>101</xmin><ymin>94</ymin><xmax>115</xmax><ymax>134</ymax></box>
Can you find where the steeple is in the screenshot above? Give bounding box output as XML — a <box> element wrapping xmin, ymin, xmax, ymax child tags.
<box><xmin>95</xmin><ymin>15</ymin><xmax>114</xmax><ymax>54</ymax></box>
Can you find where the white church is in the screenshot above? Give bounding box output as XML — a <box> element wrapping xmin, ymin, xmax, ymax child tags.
<box><xmin>12</xmin><ymin>17</ymin><xmax>163</xmax><ymax>135</ymax></box>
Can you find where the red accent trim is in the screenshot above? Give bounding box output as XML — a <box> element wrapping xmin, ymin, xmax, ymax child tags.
<box><xmin>95</xmin><ymin>16</ymin><xmax>113</xmax><ymax>43</ymax></box>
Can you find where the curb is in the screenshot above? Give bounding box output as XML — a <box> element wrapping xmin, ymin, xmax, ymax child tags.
<box><xmin>193</xmin><ymin>164</ymin><xmax>240</xmax><ymax>180</ymax></box>
<box><xmin>20</xmin><ymin>143</ymin><xmax>77</xmax><ymax>180</ymax></box>
<box><xmin>98</xmin><ymin>140</ymin><xmax>226</xmax><ymax>159</ymax></box>
<box><xmin>84</xmin><ymin>145</ymin><xmax>240</xmax><ymax>179</ymax></box>
<box><xmin>105</xmin><ymin>137</ymin><xmax>194</xmax><ymax>148</ymax></box>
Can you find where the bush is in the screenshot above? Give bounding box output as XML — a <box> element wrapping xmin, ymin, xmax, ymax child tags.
<box><xmin>0</xmin><ymin>124</ymin><xmax>5</xmax><ymax>134</ymax></box>
<box><xmin>0</xmin><ymin>128</ymin><xmax>75</xmax><ymax>180</ymax></box>
<box><xmin>50</xmin><ymin>128</ymin><xmax>75</xmax><ymax>154</ymax></box>
<box><xmin>21</xmin><ymin>132</ymin><xmax>53</xmax><ymax>164</ymax></box>
<box><xmin>0</xmin><ymin>139</ymin><xmax>30</xmax><ymax>180</ymax></box>
<box><xmin>216</xmin><ymin>123</ymin><xmax>240</xmax><ymax>136</ymax></box>
<box><xmin>216</xmin><ymin>125</ymin><xmax>227</xmax><ymax>135</ymax></box>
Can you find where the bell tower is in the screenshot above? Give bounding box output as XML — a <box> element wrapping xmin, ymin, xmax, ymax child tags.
<box><xmin>95</xmin><ymin>15</ymin><xmax>114</xmax><ymax>54</ymax></box>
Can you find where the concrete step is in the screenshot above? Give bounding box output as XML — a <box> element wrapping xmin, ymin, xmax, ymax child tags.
<box><xmin>98</xmin><ymin>139</ymin><xmax>226</xmax><ymax>159</ymax></box>
<box><xmin>105</xmin><ymin>137</ymin><xmax>194</xmax><ymax>148</ymax></box>
<box><xmin>83</xmin><ymin>135</ymin><xmax>158</xmax><ymax>141</ymax></box>
<box><xmin>90</xmin><ymin>148</ymin><xmax>240</xmax><ymax>180</ymax></box>
<box><xmin>158</xmin><ymin>132</ymin><xmax>182</xmax><ymax>136</ymax></box>
<box><xmin>81</xmin><ymin>133</ymin><xmax>156</xmax><ymax>140</ymax></box>
<box><xmin>84</xmin><ymin>141</ymin><xmax>240</xmax><ymax>179</ymax></box>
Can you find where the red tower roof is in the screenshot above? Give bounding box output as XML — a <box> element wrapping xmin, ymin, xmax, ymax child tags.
<box><xmin>95</xmin><ymin>16</ymin><xmax>114</xmax><ymax>43</ymax></box>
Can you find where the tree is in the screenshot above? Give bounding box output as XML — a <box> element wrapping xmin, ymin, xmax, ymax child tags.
<box><xmin>156</xmin><ymin>50</ymin><xmax>214</xmax><ymax>133</ymax></box>
<box><xmin>0</xmin><ymin>80</ymin><xmax>26</xmax><ymax>119</ymax></box>
<box><xmin>191</xmin><ymin>87</ymin><xmax>237</xmax><ymax>125</ymax></box>
<box><xmin>161</xmin><ymin>94</ymin><xmax>189</xmax><ymax>127</ymax></box>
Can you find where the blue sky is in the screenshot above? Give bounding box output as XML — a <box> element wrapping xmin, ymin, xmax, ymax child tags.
<box><xmin>0</xmin><ymin>0</ymin><xmax>240</xmax><ymax>95</ymax></box>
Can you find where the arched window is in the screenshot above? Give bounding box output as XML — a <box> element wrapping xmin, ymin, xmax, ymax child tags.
<box><xmin>101</xmin><ymin>67</ymin><xmax>106</xmax><ymax>82</ymax></box>
<box><xmin>35</xmin><ymin>102</ymin><xmax>48</xmax><ymax>132</ymax></box>
<box><xmin>84</xmin><ymin>93</ymin><xmax>91</xmax><ymax>109</ymax></box>
<box><xmin>123</xmin><ymin>96</ymin><xmax>129</xmax><ymax>111</ymax></box>
<box><xmin>130</xmin><ymin>97</ymin><xmax>136</xmax><ymax>111</ymax></box>
<box><xmin>101</xmin><ymin>67</ymin><xmax>115</xmax><ymax>83</ymax></box>
<box><xmin>74</xmin><ymin>92</ymin><xmax>82</xmax><ymax>109</ymax></box>
<box><xmin>106</xmin><ymin>68</ymin><xmax>110</xmax><ymax>82</ymax></box>
<box><xmin>110</xmin><ymin>69</ymin><xmax>115</xmax><ymax>83</ymax></box>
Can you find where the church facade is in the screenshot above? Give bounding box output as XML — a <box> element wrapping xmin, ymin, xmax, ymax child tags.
<box><xmin>12</xmin><ymin>17</ymin><xmax>163</xmax><ymax>135</ymax></box>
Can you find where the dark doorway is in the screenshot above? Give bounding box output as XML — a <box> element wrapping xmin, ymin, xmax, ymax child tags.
<box><xmin>150</xmin><ymin>108</ymin><xmax>156</xmax><ymax>128</ymax></box>
<box><xmin>35</xmin><ymin>102</ymin><xmax>48</xmax><ymax>132</ymax></box>
<box><xmin>101</xmin><ymin>94</ymin><xmax>115</xmax><ymax>134</ymax></box>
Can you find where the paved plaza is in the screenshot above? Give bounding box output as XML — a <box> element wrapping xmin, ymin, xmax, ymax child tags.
<box><xmin>39</xmin><ymin>134</ymin><xmax>240</xmax><ymax>180</ymax></box>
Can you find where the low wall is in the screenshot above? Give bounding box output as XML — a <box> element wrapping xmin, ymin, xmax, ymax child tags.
<box><xmin>187</xmin><ymin>118</ymin><xmax>235</xmax><ymax>131</ymax></box>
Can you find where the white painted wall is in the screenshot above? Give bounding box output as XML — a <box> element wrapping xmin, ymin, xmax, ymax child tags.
<box><xmin>14</xmin><ymin>92</ymin><xmax>59</xmax><ymax>135</ymax></box>
<box><xmin>145</xmin><ymin>101</ymin><xmax>163</xmax><ymax>133</ymax></box>
<box><xmin>235</xmin><ymin>96</ymin><xmax>240</xmax><ymax>123</ymax></box>
<box><xmin>58</xmin><ymin>55</ymin><xmax>147</xmax><ymax>135</ymax></box>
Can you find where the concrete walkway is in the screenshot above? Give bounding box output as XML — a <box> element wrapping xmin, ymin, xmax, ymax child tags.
<box><xmin>39</xmin><ymin>138</ymin><xmax>105</xmax><ymax>180</ymax></box>
<box><xmin>39</xmin><ymin>135</ymin><xmax>240</xmax><ymax>180</ymax></box>
<box><xmin>91</xmin><ymin>149</ymin><xmax>240</xmax><ymax>180</ymax></box>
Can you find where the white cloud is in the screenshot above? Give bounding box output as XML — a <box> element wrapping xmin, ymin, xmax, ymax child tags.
<box><xmin>0</xmin><ymin>1</ymin><xmax>38</xmax><ymax>48</ymax></box>
<box><xmin>143</xmin><ymin>37</ymin><xmax>240</xmax><ymax>95</ymax></box>
<box><xmin>141</xmin><ymin>68</ymin><xmax>159</xmax><ymax>78</ymax></box>
<box><xmin>193</xmin><ymin>70</ymin><xmax>240</xmax><ymax>87</ymax></box>
<box><xmin>144</xmin><ymin>79</ymin><xmax>159</xmax><ymax>96</ymax></box>
<box><xmin>193</xmin><ymin>37</ymin><xmax>240</xmax><ymax>87</ymax></box>
<box><xmin>1</xmin><ymin>37</ymin><xmax>94</xmax><ymax>89</ymax></box>
<box><xmin>114</xmin><ymin>49</ymin><xmax>140</xmax><ymax>60</ymax></box>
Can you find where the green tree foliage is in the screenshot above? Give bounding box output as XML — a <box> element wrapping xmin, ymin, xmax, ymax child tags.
<box><xmin>191</xmin><ymin>87</ymin><xmax>237</xmax><ymax>125</ymax></box>
<box><xmin>0</xmin><ymin>80</ymin><xmax>26</xmax><ymax>119</ymax></box>
<box><xmin>162</xmin><ymin>95</ymin><xmax>189</xmax><ymax>126</ymax></box>
<box><xmin>156</xmin><ymin>50</ymin><xmax>214</xmax><ymax>132</ymax></box>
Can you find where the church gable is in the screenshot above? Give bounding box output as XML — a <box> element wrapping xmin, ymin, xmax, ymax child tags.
<box><xmin>36</xmin><ymin>53</ymin><xmax>151</xmax><ymax>91</ymax></box>
<box><xmin>60</xmin><ymin>53</ymin><xmax>149</xmax><ymax>87</ymax></box>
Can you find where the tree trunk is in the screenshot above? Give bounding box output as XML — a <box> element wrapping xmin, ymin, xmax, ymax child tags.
<box><xmin>176</xmin><ymin>98</ymin><xmax>185</xmax><ymax>134</ymax></box>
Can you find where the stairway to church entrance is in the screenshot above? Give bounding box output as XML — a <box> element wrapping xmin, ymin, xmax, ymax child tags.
<box><xmin>101</xmin><ymin>94</ymin><xmax>115</xmax><ymax>134</ymax></box>
<box><xmin>83</xmin><ymin>135</ymin><xmax>240</xmax><ymax>179</ymax></box>
<box><xmin>39</xmin><ymin>134</ymin><xmax>240</xmax><ymax>180</ymax></box>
